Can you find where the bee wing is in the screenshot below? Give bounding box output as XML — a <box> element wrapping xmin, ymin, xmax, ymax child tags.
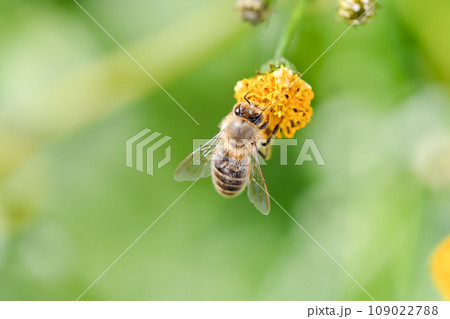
<box><xmin>174</xmin><ymin>132</ymin><xmax>223</xmax><ymax>182</ymax></box>
<box><xmin>247</xmin><ymin>146</ymin><xmax>271</xmax><ymax>215</ymax></box>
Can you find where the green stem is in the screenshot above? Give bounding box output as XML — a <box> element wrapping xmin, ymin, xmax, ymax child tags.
<box><xmin>274</xmin><ymin>0</ymin><xmax>308</xmax><ymax>61</ymax></box>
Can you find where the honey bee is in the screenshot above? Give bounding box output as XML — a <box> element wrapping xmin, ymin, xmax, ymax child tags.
<box><xmin>174</xmin><ymin>93</ymin><xmax>280</xmax><ymax>215</ymax></box>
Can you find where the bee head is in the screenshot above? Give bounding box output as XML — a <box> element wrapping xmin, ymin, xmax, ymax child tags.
<box><xmin>233</xmin><ymin>102</ymin><xmax>264</xmax><ymax>126</ymax></box>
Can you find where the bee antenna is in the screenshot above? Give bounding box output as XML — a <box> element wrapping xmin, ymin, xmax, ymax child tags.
<box><xmin>243</xmin><ymin>91</ymin><xmax>252</xmax><ymax>105</ymax></box>
<box><xmin>244</xmin><ymin>90</ymin><xmax>264</xmax><ymax>111</ymax></box>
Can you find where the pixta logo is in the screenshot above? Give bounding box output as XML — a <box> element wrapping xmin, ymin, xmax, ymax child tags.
<box><xmin>126</xmin><ymin>129</ymin><xmax>172</xmax><ymax>176</ymax></box>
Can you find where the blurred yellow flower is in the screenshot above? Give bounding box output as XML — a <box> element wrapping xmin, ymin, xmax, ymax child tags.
<box><xmin>431</xmin><ymin>236</ymin><xmax>450</xmax><ymax>300</ymax></box>
<box><xmin>234</xmin><ymin>65</ymin><xmax>314</xmax><ymax>139</ymax></box>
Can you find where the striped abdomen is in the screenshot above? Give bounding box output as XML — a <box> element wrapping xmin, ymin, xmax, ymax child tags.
<box><xmin>212</xmin><ymin>150</ymin><xmax>249</xmax><ymax>197</ymax></box>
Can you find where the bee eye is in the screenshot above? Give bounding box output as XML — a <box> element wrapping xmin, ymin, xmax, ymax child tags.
<box><xmin>234</xmin><ymin>106</ymin><xmax>241</xmax><ymax>116</ymax></box>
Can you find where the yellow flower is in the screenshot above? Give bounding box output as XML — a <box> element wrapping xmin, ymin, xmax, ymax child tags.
<box><xmin>234</xmin><ymin>65</ymin><xmax>314</xmax><ymax>139</ymax></box>
<box><xmin>431</xmin><ymin>236</ymin><xmax>450</xmax><ymax>300</ymax></box>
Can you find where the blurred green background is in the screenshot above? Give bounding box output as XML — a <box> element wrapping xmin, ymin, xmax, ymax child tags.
<box><xmin>0</xmin><ymin>0</ymin><xmax>449</xmax><ymax>300</ymax></box>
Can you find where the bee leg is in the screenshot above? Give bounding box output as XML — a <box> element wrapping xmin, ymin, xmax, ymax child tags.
<box><xmin>259</xmin><ymin>121</ymin><xmax>269</xmax><ymax>130</ymax></box>
<box><xmin>258</xmin><ymin>149</ymin><xmax>267</xmax><ymax>159</ymax></box>
<box><xmin>262</xmin><ymin>123</ymin><xmax>280</xmax><ymax>147</ymax></box>
<box><xmin>258</xmin><ymin>145</ymin><xmax>272</xmax><ymax>160</ymax></box>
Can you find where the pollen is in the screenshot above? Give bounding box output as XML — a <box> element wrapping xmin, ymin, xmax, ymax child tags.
<box><xmin>234</xmin><ymin>65</ymin><xmax>314</xmax><ymax>139</ymax></box>
<box><xmin>431</xmin><ymin>236</ymin><xmax>450</xmax><ymax>300</ymax></box>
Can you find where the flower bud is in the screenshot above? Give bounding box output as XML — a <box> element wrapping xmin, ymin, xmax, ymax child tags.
<box><xmin>236</xmin><ymin>0</ymin><xmax>270</xmax><ymax>25</ymax></box>
<box><xmin>338</xmin><ymin>0</ymin><xmax>377</xmax><ymax>25</ymax></box>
